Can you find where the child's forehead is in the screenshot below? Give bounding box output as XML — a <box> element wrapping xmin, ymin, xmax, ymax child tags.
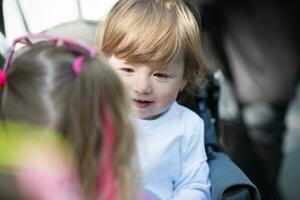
<box><xmin>122</xmin><ymin>59</ymin><xmax>167</xmax><ymax>70</ymax></box>
<box><xmin>119</xmin><ymin>54</ymin><xmax>184</xmax><ymax>70</ymax></box>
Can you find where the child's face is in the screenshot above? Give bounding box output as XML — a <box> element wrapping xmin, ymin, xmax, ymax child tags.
<box><xmin>108</xmin><ymin>55</ymin><xmax>187</xmax><ymax>120</ymax></box>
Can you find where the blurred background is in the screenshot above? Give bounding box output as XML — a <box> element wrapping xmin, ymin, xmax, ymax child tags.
<box><xmin>279</xmin><ymin>83</ymin><xmax>300</xmax><ymax>200</ymax></box>
<box><xmin>0</xmin><ymin>0</ymin><xmax>299</xmax><ymax>199</ymax></box>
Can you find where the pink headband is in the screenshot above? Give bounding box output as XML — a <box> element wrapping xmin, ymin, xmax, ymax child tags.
<box><xmin>0</xmin><ymin>33</ymin><xmax>97</xmax><ymax>89</ymax></box>
<box><xmin>0</xmin><ymin>55</ymin><xmax>85</xmax><ymax>88</ymax></box>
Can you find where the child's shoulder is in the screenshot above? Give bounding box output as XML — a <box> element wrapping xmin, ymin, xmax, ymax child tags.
<box><xmin>171</xmin><ymin>102</ymin><xmax>205</xmax><ymax>141</ymax></box>
<box><xmin>172</xmin><ymin>102</ymin><xmax>204</xmax><ymax>126</ymax></box>
<box><xmin>173</xmin><ymin>102</ymin><xmax>201</xmax><ymax>119</ymax></box>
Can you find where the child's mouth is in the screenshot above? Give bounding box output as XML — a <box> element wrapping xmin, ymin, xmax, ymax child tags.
<box><xmin>133</xmin><ymin>99</ymin><xmax>153</xmax><ymax>108</ymax></box>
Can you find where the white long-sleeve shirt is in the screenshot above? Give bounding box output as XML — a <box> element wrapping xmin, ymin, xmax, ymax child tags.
<box><xmin>135</xmin><ymin>102</ymin><xmax>211</xmax><ymax>200</ymax></box>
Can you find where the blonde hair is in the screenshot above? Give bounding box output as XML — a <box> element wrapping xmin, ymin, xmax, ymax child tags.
<box><xmin>97</xmin><ymin>0</ymin><xmax>209</xmax><ymax>94</ymax></box>
<box><xmin>0</xmin><ymin>42</ymin><xmax>138</xmax><ymax>200</ymax></box>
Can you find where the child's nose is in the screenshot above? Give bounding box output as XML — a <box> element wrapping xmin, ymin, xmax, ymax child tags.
<box><xmin>134</xmin><ymin>77</ymin><xmax>152</xmax><ymax>94</ymax></box>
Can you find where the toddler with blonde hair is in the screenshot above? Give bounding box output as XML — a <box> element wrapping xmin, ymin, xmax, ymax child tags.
<box><xmin>97</xmin><ymin>0</ymin><xmax>211</xmax><ymax>199</ymax></box>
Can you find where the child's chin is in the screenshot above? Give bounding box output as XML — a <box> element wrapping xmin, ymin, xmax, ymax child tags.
<box><xmin>137</xmin><ymin>112</ymin><xmax>161</xmax><ymax>120</ymax></box>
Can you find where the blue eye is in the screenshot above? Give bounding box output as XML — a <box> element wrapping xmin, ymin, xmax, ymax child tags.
<box><xmin>120</xmin><ymin>68</ymin><xmax>134</xmax><ymax>73</ymax></box>
<box><xmin>154</xmin><ymin>73</ymin><xmax>169</xmax><ymax>78</ymax></box>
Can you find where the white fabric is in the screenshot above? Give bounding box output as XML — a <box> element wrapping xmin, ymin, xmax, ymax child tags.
<box><xmin>135</xmin><ymin>102</ymin><xmax>211</xmax><ymax>200</ymax></box>
<box><xmin>3</xmin><ymin>0</ymin><xmax>118</xmax><ymax>43</ymax></box>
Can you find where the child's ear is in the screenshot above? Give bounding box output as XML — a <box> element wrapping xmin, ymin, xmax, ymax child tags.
<box><xmin>180</xmin><ymin>79</ymin><xmax>188</xmax><ymax>91</ymax></box>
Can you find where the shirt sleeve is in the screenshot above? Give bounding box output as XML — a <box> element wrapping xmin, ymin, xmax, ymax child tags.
<box><xmin>172</xmin><ymin>116</ymin><xmax>211</xmax><ymax>200</ymax></box>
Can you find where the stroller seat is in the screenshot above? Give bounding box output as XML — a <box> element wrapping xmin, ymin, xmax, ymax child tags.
<box><xmin>180</xmin><ymin>75</ymin><xmax>261</xmax><ymax>200</ymax></box>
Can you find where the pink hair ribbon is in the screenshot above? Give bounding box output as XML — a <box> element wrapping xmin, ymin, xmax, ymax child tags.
<box><xmin>96</xmin><ymin>94</ymin><xmax>116</xmax><ymax>200</ymax></box>
<box><xmin>72</xmin><ymin>55</ymin><xmax>85</xmax><ymax>75</ymax></box>
<box><xmin>0</xmin><ymin>70</ymin><xmax>6</xmax><ymax>88</ymax></box>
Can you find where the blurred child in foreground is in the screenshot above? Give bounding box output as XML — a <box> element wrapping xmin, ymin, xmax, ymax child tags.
<box><xmin>0</xmin><ymin>34</ymin><xmax>138</xmax><ymax>200</ymax></box>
